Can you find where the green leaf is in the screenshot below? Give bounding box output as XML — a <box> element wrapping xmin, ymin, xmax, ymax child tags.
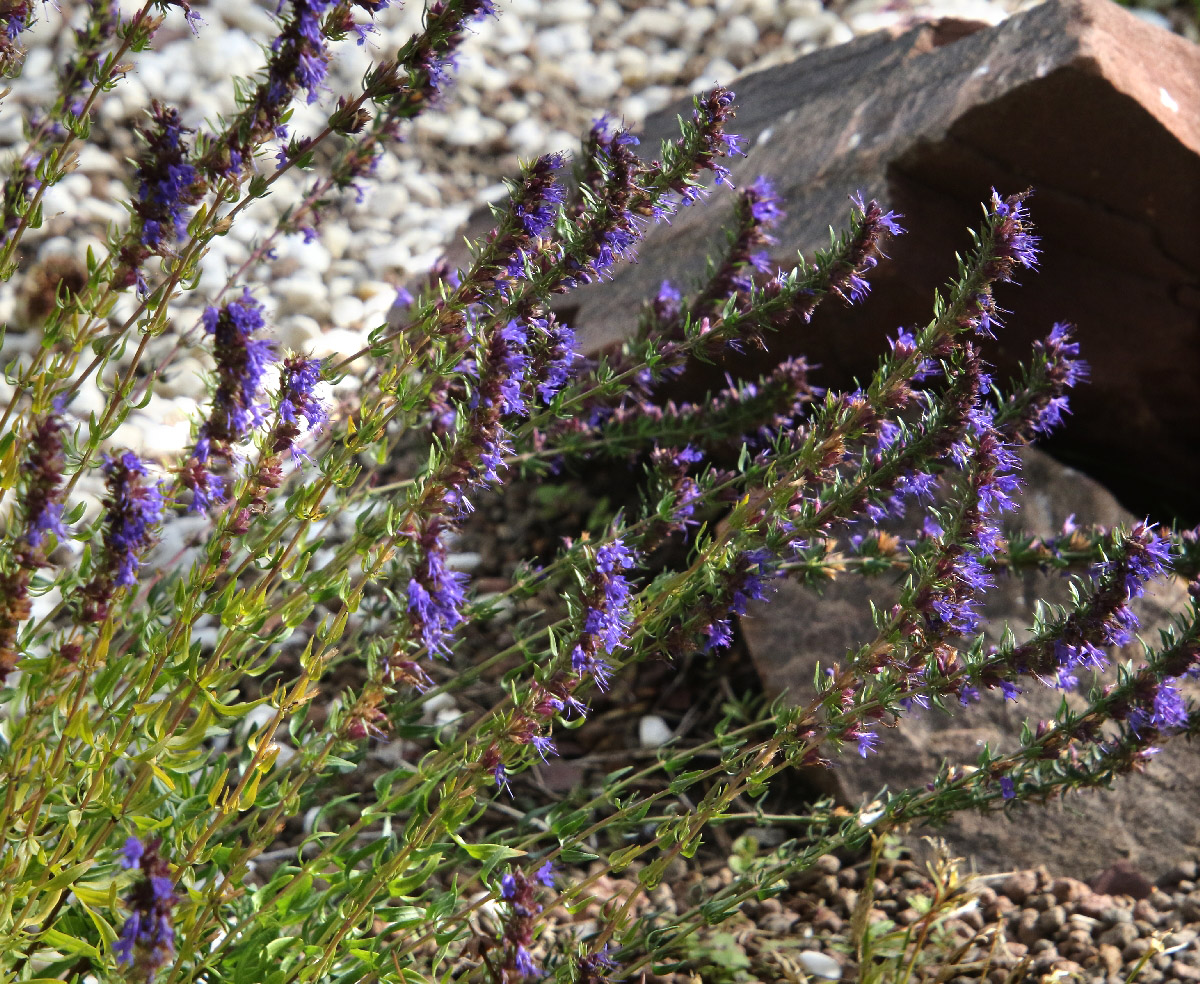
<box><xmin>39</xmin><ymin>927</ymin><xmax>100</xmax><ymax>958</ymax></box>
<box><xmin>43</xmin><ymin>859</ymin><xmax>94</xmax><ymax>891</ymax></box>
<box><xmin>450</xmin><ymin>833</ymin><xmax>525</xmax><ymax>875</ymax></box>
<box><xmin>267</xmin><ymin>937</ymin><xmax>299</xmax><ymax>958</ymax></box>
<box><xmin>78</xmin><ymin>896</ymin><xmax>118</xmax><ymax>944</ymax></box>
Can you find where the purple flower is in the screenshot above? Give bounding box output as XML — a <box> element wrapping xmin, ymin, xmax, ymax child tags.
<box><xmin>535</xmin><ymin>861</ymin><xmax>555</xmax><ymax>887</ymax></box>
<box><xmin>87</xmin><ymin>452</ymin><xmax>164</xmax><ymax>602</ymax></box>
<box><xmin>513</xmin><ymin>162</ymin><xmax>566</xmax><ymax>239</ymax></box>
<box><xmin>278</xmin><ymin>356</ymin><xmax>327</xmax><ymax>429</ymax></box>
<box><xmin>530</xmin><ymin>733</ymin><xmax>557</xmax><ymax>761</ymax></box>
<box><xmin>196</xmin><ymin>289</ymin><xmax>277</xmax><ymax>458</ymax></box>
<box><xmin>514</xmin><ymin>945</ymin><xmax>538</xmax><ymax>977</ymax></box>
<box><xmin>648</xmin><ymin>279</ymin><xmax>685</xmax><ymax>329</ymax></box>
<box><xmin>21</xmin><ymin>415</ymin><xmax>67</xmax><ymax>547</ymax></box>
<box><xmin>728</xmin><ymin>549</ymin><xmax>779</xmax><ymax>616</ymax></box>
<box><xmin>1101</xmin><ymin>605</ymin><xmax>1138</xmax><ymax>648</ymax></box>
<box><xmin>405</xmin><ymin>517</ymin><xmax>469</xmax><ymax>658</ymax></box>
<box><xmin>1</xmin><ymin>3</ymin><xmax>30</xmax><ymax>45</ymax></box>
<box><xmin>180</xmin><ymin>461</ymin><xmax>227</xmax><ymax>514</ymax></box>
<box><xmin>407</xmin><ymin>572</ymin><xmax>465</xmax><ymax>657</ymax></box>
<box><xmin>989</xmin><ymin>189</ymin><xmax>1040</xmax><ymax>274</ymax></box>
<box><xmin>824</xmin><ymin>194</ymin><xmax>902</xmax><ymax>308</ymax></box>
<box><xmin>1000</xmin><ymin>776</ymin><xmax>1016</xmax><ymax>800</ymax></box>
<box><xmin>1130</xmin><ymin>679</ymin><xmax>1189</xmax><ymax>735</ymax></box>
<box><xmin>932</xmin><ymin>595</ymin><xmax>981</xmax><ymax>635</ymax></box>
<box><xmin>532</xmin><ymin>317</ymin><xmax>577</xmax><ymax>404</ymax></box>
<box><xmin>132</xmin><ymin>104</ymin><xmax>204</xmax><ymax>253</ymax></box>
<box><xmin>704</xmin><ymin>618</ymin><xmax>734</xmax><ymax>652</ymax></box>
<box><xmin>850</xmin><ymin>192</ymin><xmax>904</xmax><ymax>238</ymax></box>
<box><xmin>857</xmin><ymin>730</ymin><xmax>879</xmax><ymax>757</ymax></box>
<box><xmin>571</xmin><ymin>644</ymin><xmax>612</xmax><ymax>692</ymax></box>
<box><xmin>439</xmin><ymin>319</ymin><xmax>532</xmax><ymax>504</ymax></box>
<box><xmin>576</xmin><ymin>540</ymin><xmax>636</xmax><ymax>665</ymax></box>
<box><xmin>121</xmin><ymin>836</ymin><xmax>145</xmax><ymax>869</ymax></box>
<box><xmin>112</xmin><ymin>836</ymin><xmax>177</xmax><ymax>977</ymax></box>
<box><xmin>745</xmin><ymin>175</ymin><xmax>784</xmax><ymax>226</ymax></box>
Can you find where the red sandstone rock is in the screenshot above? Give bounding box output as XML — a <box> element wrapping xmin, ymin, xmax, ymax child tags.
<box><xmin>737</xmin><ymin>445</ymin><xmax>1200</xmax><ymax>879</ymax></box>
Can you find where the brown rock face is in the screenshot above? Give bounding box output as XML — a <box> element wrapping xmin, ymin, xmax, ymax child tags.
<box><xmin>553</xmin><ymin>0</ymin><xmax>1198</xmax><ymax>521</ymax></box>
<box><xmin>738</xmin><ymin>446</ymin><xmax>1200</xmax><ymax>880</ymax></box>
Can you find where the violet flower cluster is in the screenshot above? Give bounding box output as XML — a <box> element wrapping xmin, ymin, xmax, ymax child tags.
<box><xmin>494</xmin><ymin>862</ymin><xmax>555</xmax><ymax>981</ymax></box>
<box><xmin>112</xmin><ymin>836</ymin><xmax>177</xmax><ymax>978</ymax></box>
<box><xmin>181</xmin><ymin>290</ymin><xmax>275</xmax><ymax>513</ymax></box>
<box><xmin>81</xmin><ymin>451</ymin><xmax>165</xmax><ymax>623</ymax></box>
<box><xmin>570</xmin><ymin>539</ymin><xmax>637</xmax><ymax>692</ymax></box>
<box><xmin>118</xmin><ymin>103</ymin><xmax>206</xmax><ymax>291</ymax></box>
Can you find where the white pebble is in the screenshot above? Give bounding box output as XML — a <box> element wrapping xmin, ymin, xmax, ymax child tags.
<box><xmin>435</xmin><ymin>706</ymin><xmax>465</xmax><ymax>730</ymax></box>
<box><xmin>274</xmin><ymin>314</ymin><xmax>322</xmax><ymax>351</ymax></box>
<box><xmin>365</xmin><ymin>184</ymin><xmax>410</xmax><ymax>220</ymax></box>
<box><xmin>274</xmin><ymin>233</ymin><xmax>332</xmax><ymax>275</ymax></box>
<box><xmin>845</xmin><ymin>9</ymin><xmax>906</xmax><ymax>34</ymax></box>
<box><xmin>321</xmin><ymin>222</ymin><xmax>351</xmax><ymax>261</ymax></box>
<box><xmin>273</xmin><ymin>277</ymin><xmax>331</xmax><ymax>320</ymax></box>
<box><xmin>493</xmin><ymin>100</ymin><xmax>531</xmax><ymax>125</ymax></box>
<box><xmin>330</xmin><ymin>294</ymin><xmax>366</xmax><ymax>328</ymax></box>
<box><xmin>457</xmin><ymin>55</ymin><xmax>511</xmax><ymax>93</ymax></box>
<box><xmin>570</xmin><ymin>58</ymin><xmax>623</xmax><ymax>104</ymax></box>
<box><xmin>447</xmin><ymin>552</ymin><xmax>482</xmax><ymax>571</ymax></box>
<box><xmin>681</xmin><ymin>7</ymin><xmax>717</xmax><ymax>43</ymax></box>
<box><xmin>638</xmin><ymin>715</ymin><xmax>673</xmax><ymax>749</ymax></box>
<box><xmin>422</xmin><ymin>692</ymin><xmax>457</xmax><ymax>720</ymax></box>
<box><xmin>447</xmin><ymin>107</ymin><xmax>506</xmax><ymax>147</ymax></box>
<box><xmin>723</xmin><ymin>14</ymin><xmax>760</xmax><ymax>50</ymax></box>
<box><xmin>534</xmin><ymin>23</ymin><xmax>591</xmax><ymax>59</ymax></box>
<box><xmin>620</xmin><ymin>7</ymin><xmax>683</xmax><ymax>40</ymax></box>
<box><xmin>363</xmin><ymin>243</ymin><xmax>412</xmax><ymax>277</ymax></box>
<box><xmin>273</xmin><ymin>742</ymin><xmax>298</xmax><ymax>769</ymax></box>
<box><xmin>78</xmin><ymin>197</ymin><xmax>128</xmax><ymax>228</ymax></box>
<box><xmin>108</xmin><ymin>420</ymin><xmax>146</xmax><ymax>455</ymax></box>
<box><xmin>326</xmin><ymin>276</ymin><xmax>355</xmax><ymax>298</ymax></box>
<box><xmin>217</xmin><ymin>0</ymin><xmax>276</xmax><ymax>35</ymax></box>
<box><xmin>784</xmin><ymin>12</ymin><xmax>838</xmax><ymax>45</ymax></box>
<box><xmin>0</xmin><ymin>113</ymin><xmax>22</xmax><ymax>144</ymax></box>
<box><xmin>401</xmin><ymin>170</ymin><xmax>444</xmax><ymax>209</ymax></box>
<box><xmin>140</xmin><ymin>419</ymin><xmax>192</xmax><ymax>460</ymax></box>
<box><xmin>692</xmin><ymin>57</ymin><xmax>739</xmax><ymax>91</ymax></box>
<box><xmin>648</xmin><ymin>48</ymin><xmax>689</xmax><ymax>84</ymax></box>
<box><xmin>71</xmin><ymin>379</ymin><xmax>106</xmax><ymax>419</ymax></box>
<box><xmin>533</xmin><ymin>0</ymin><xmax>595</xmax><ymax>25</ymax></box>
<box><xmin>1128</xmin><ymin>8</ymin><xmax>1172</xmax><ymax>31</ymax></box>
<box><xmin>615</xmin><ymin>46</ymin><xmax>650</xmax><ymax>87</ymax></box>
<box><xmin>826</xmin><ymin>18</ymin><xmax>855</xmax><ymax>45</ymax></box>
<box><xmin>38</xmin><ymin>184</ymin><xmax>76</xmax><ymax>223</ymax></box>
<box><xmin>796</xmin><ymin>951</ymin><xmax>841</xmax><ymax>980</ymax></box>
<box><xmin>196</xmin><ymin>248</ymin><xmax>229</xmax><ymax>300</ymax></box>
<box><xmin>37</xmin><ymin>236</ymin><xmax>78</xmax><ymax>260</ymax></box>
<box><xmin>312</xmin><ymin>327</ymin><xmax>370</xmax><ymax>370</ymax></box>
<box><xmin>508</xmin><ymin>117</ymin><xmax>549</xmax><ymax>157</ymax></box>
<box><xmin>356</xmin><ymin>279</ymin><xmax>398</xmax><ymax>303</ymax></box>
